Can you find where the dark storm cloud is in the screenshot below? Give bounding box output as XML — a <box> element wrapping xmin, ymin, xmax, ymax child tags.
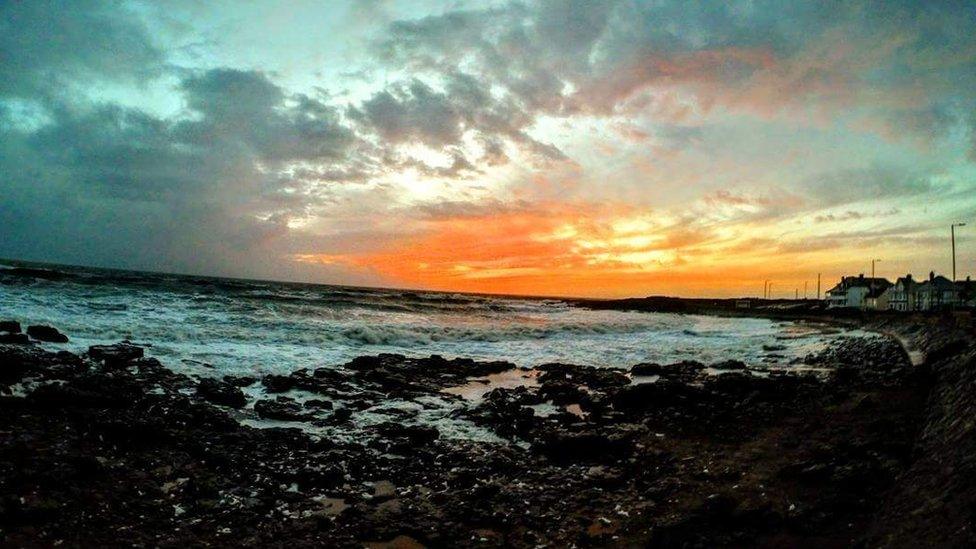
<box><xmin>349</xmin><ymin>72</ymin><xmax>566</xmax><ymax>161</ymax></box>
<box><xmin>371</xmin><ymin>0</ymin><xmax>976</xmax><ymax>139</ymax></box>
<box><xmin>0</xmin><ymin>0</ymin><xmax>163</xmax><ymax>99</ymax></box>
<box><xmin>0</xmin><ymin>65</ymin><xmax>366</xmax><ymax>277</ymax></box>
<box><xmin>2</xmin><ymin>0</ymin><xmax>975</xmax><ymax>287</ymax></box>
<box><xmin>350</xmin><ymin>79</ymin><xmax>463</xmax><ymax>147</ymax></box>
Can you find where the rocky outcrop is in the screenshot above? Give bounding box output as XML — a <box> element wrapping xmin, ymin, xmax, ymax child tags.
<box><xmin>196</xmin><ymin>378</ymin><xmax>246</xmax><ymax>409</ymax></box>
<box><xmin>88</xmin><ymin>342</ymin><xmax>144</xmax><ymax>368</ymax></box>
<box><xmin>0</xmin><ymin>321</ymin><xmax>21</xmax><ymax>333</ymax></box>
<box><xmin>866</xmin><ymin>320</ymin><xmax>976</xmax><ymax>548</ymax></box>
<box><xmin>25</xmin><ymin>325</ymin><xmax>68</xmax><ymax>343</ymax></box>
<box><xmin>0</xmin><ymin>318</ymin><xmax>967</xmax><ymax>547</ymax></box>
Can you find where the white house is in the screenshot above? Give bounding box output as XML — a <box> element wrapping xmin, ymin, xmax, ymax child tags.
<box><xmin>825</xmin><ymin>275</ymin><xmax>892</xmax><ymax>309</ymax></box>
<box><xmin>885</xmin><ymin>274</ymin><xmax>919</xmax><ymax>312</ymax></box>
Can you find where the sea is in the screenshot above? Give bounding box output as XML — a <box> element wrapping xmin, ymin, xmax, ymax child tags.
<box><xmin>0</xmin><ymin>261</ymin><xmax>849</xmax><ymax>379</ymax></box>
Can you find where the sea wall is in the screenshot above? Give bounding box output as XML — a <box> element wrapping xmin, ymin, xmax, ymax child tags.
<box><xmin>867</xmin><ymin>316</ymin><xmax>976</xmax><ymax>547</ymax></box>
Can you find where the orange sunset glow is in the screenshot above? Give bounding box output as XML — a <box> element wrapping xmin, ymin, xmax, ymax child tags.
<box><xmin>3</xmin><ymin>1</ymin><xmax>974</xmax><ymax>298</ymax></box>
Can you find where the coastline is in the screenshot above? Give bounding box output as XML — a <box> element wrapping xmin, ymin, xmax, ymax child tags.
<box><xmin>2</xmin><ymin>308</ymin><xmax>972</xmax><ymax>547</ymax></box>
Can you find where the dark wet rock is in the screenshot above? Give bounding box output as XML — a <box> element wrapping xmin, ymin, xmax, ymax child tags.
<box><xmin>262</xmin><ymin>374</ymin><xmax>296</xmax><ymax>393</ymax></box>
<box><xmin>0</xmin><ymin>320</ymin><xmax>21</xmax><ymax>333</ymax></box>
<box><xmin>196</xmin><ymin>378</ymin><xmax>246</xmax><ymax>409</ymax></box>
<box><xmin>535</xmin><ymin>426</ymin><xmax>638</xmax><ymax>463</ymax></box>
<box><xmin>0</xmin><ymin>333</ymin><xmax>30</xmax><ymax>344</ymax></box>
<box><xmin>26</xmin><ymin>325</ymin><xmax>68</xmax><ymax>343</ymax></box>
<box><xmin>0</xmin><ymin>321</ymin><xmax>960</xmax><ymax>547</ymax></box>
<box><xmin>88</xmin><ymin>342</ymin><xmax>144</xmax><ymax>368</ymax></box>
<box><xmin>611</xmin><ymin>378</ymin><xmax>701</xmax><ymax>411</ymax></box>
<box><xmin>462</xmin><ymin>388</ymin><xmax>538</xmax><ymax>438</ymax></box>
<box><xmin>712</xmin><ymin>359</ymin><xmax>747</xmax><ymax>370</ymax></box>
<box><xmin>374</xmin><ymin>422</ymin><xmax>439</xmax><ymax>445</ymax></box>
<box><xmin>630</xmin><ymin>362</ymin><xmax>663</xmax><ymax>375</ymax></box>
<box><xmin>254</xmin><ymin>398</ymin><xmax>307</xmax><ymax>421</ymax></box>
<box><xmin>347</xmin><ymin>353</ymin><xmax>517</xmax><ymax>397</ymax></box>
<box><xmin>659</xmin><ymin>360</ymin><xmax>705</xmax><ymax>381</ymax></box>
<box><xmin>538</xmin><ymin>363</ymin><xmax>629</xmax><ymax>389</ymax></box>
<box><xmin>331</xmin><ymin>407</ymin><xmax>352</xmax><ymax>421</ymax></box>
<box><xmin>304</xmin><ymin>398</ymin><xmax>333</xmax><ymax>410</ymax></box>
<box><xmin>219</xmin><ymin>375</ymin><xmax>255</xmax><ymax>388</ymax></box>
<box><xmin>538</xmin><ymin>381</ymin><xmax>589</xmax><ymax>405</ymax></box>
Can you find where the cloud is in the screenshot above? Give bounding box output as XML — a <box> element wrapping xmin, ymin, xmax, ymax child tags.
<box><xmin>0</xmin><ymin>65</ymin><xmax>374</xmax><ymax>280</ymax></box>
<box><xmin>804</xmin><ymin>165</ymin><xmax>935</xmax><ymax>207</ymax></box>
<box><xmin>2</xmin><ymin>0</ymin><xmax>976</xmax><ymax>295</ymax></box>
<box><xmin>0</xmin><ymin>0</ymin><xmax>163</xmax><ymax>99</ymax></box>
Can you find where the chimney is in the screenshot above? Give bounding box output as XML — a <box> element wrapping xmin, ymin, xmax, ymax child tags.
<box><xmin>859</xmin><ymin>273</ymin><xmax>865</xmax><ymax>279</ymax></box>
<box><xmin>906</xmin><ymin>274</ymin><xmax>912</xmax><ymax>282</ymax></box>
<box><xmin>929</xmin><ymin>271</ymin><xmax>935</xmax><ymax>281</ymax></box>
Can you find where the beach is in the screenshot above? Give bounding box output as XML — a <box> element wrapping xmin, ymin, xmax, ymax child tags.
<box><xmin>2</xmin><ymin>264</ymin><xmax>976</xmax><ymax>546</ymax></box>
<box><xmin>2</xmin><ymin>305</ymin><xmax>974</xmax><ymax>547</ymax></box>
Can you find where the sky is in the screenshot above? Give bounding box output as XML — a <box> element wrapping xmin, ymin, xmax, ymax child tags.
<box><xmin>1</xmin><ymin>0</ymin><xmax>975</xmax><ymax>298</ymax></box>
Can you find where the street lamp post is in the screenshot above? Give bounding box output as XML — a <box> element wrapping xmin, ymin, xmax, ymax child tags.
<box><xmin>952</xmin><ymin>223</ymin><xmax>966</xmax><ymax>281</ymax></box>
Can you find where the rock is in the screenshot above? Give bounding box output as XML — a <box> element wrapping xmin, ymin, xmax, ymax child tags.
<box><xmin>304</xmin><ymin>399</ymin><xmax>333</xmax><ymax>410</ymax></box>
<box><xmin>0</xmin><ymin>333</ymin><xmax>30</xmax><ymax>344</ymax></box>
<box><xmin>375</xmin><ymin>422</ymin><xmax>439</xmax><ymax>445</ymax></box>
<box><xmin>88</xmin><ymin>342</ymin><xmax>144</xmax><ymax>368</ymax></box>
<box><xmin>261</xmin><ymin>374</ymin><xmax>295</xmax><ymax>393</ymax></box>
<box><xmin>536</xmin><ymin>428</ymin><xmax>636</xmax><ymax>463</ymax></box>
<box><xmin>254</xmin><ymin>398</ymin><xmax>307</xmax><ymax>421</ymax></box>
<box><xmin>223</xmin><ymin>375</ymin><xmax>257</xmax><ymax>387</ymax></box>
<box><xmin>631</xmin><ymin>363</ymin><xmax>663</xmax><ymax>375</ymax></box>
<box><xmin>712</xmin><ymin>360</ymin><xmax>747</xmax><ymax>370</ymax></box>
<box><xmin>332</xmin><ymin>407</ymin><xmax>353</xmax><ymax>421</ymax></box>
<box><xmin>662</xmin><ymin>360</ymin><xmax>705</xmax><ymax>379</ymax></box>
<box><xmin>372</xmin><ymin>480</ymin><xmax>396</xmax><ymax>500</ymax></box>
<box><xmin>26</xmin><ymin>325</ymin><xmax>68</xmax><ymax>343</ymax></box>
<box><xmin>197</xmin><ymin>378</ymin><xmax>246</xmax><ymax>408</ymax></box>
<box><xmin>0</xmin><ymin>320</ymin><xmax>21</xmax><ymax>333</ymax></box>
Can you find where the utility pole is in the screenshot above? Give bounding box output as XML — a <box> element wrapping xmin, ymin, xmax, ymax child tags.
<box><xmin>768</xmin><ymin>282</ymin><xmax>773</xmax><ymax>300</ymax></box>
<box><xmin>804</xmin><ymin>281</ymin><xmax>808</xmax><ymax>299</ymax></box>
<box><xmin>795</xmin><ymin>288</ymin><xmax>798</xmax><ymax>300</ymax></box>
<box><xmin>952</xmin><ymin>223</ymin><xmax>966</xmax><ymax>281</ymax></box>
<box><xmin>763</xmin><ymin>279</ymin><xmax>770</xmax><ymax>299</ymax></box>
<box><xmin>817</xmin><ymin>273</ymin><xmax>821</xmax><ymax>300</ymax></box>
<box><xmin>872</xmin><ymin>258</ymin><xmax>881</xmax><ymax>279</ymax></box>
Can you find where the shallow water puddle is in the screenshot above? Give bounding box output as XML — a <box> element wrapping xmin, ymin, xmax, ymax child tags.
<box><xmin>442</xmin><ymin>368</ymin><xmax>540</xmax><ymax>401</ymax></box>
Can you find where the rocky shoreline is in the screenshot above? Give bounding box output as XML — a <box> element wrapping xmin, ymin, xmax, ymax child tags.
<box><xmin>0</xmin><ymin>316</ymin><xmax>972</xmax><ymax>547</ymax></box>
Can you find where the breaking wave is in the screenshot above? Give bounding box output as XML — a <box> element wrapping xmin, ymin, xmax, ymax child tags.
<box><xmin>0</xmin><ymin>261</ymin><xmax>851</xmax><ymax>377</ymax></box>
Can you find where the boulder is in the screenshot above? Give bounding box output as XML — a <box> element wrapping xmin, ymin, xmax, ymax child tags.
<box><xmin>0</xmin><ymin>333</ymin><xmax>30</xmax><ymax>344</ymax></box>
<box><xmin>196</xmin><ymin>378</ymin><xmax>246</xmax><ymax>409</ymax></box>
<box><xmin>254</xmin><ymin>398</ymin><xmax>307</xmax><ymax>421</ymax></box>
<box><xmin>0</xmin><ymin>320</ymin><xmax>21</xmax><ymax>333</ymax></box>
<box><xmin>261</xmin><ymin>374</ymin><xmax>295</xmax><ymax>393</ymax></box>
<box><xmin>631</xmin><ymin>363</ymin><xmax>663</xmax><ymax>376</ymax></box>
<box><xmin>375</xmin><ymin>422</ymin><xmax>439</xmax><ymax>445</ymax></box>
<box><xmin>88</xmin><ymin>342</ymin><xmax>144</xmax><ymax>368</ymax></box>
<box><xmin>711</xmin><ymin>360</ymin><xmax>747</xmax><ymax>371</ymax></box>
<box><xmin>26</xmin><ymin>325</ymin><xmax>68</xmax><ymax>343</ymax></box>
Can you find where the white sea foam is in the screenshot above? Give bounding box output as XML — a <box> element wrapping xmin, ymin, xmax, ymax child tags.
<box><xmin>0</xmin><ymin>265</ymin><xmax>851</xmax><ymax>378</ymax></box>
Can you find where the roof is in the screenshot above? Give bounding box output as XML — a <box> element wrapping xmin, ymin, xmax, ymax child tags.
<box><xmin>894</xmin><ymin>276</ymin><xmax>917</xmax><ymax>288</ymax></box>
<box><xmin>826</xmin><ymin>276</ymin><xmax>891</xmax><ymax>298</ymax></box>
<box><xmin>918</xmin><ymin>275</ymin><xmax>957</xmax><ymax>291</ymax></box>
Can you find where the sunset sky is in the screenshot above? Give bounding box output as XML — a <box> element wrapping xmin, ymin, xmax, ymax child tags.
<box><xmin>2</xmin><ymin>0</ymin><xmax>975</xmax><ymax>297</ymax></box>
